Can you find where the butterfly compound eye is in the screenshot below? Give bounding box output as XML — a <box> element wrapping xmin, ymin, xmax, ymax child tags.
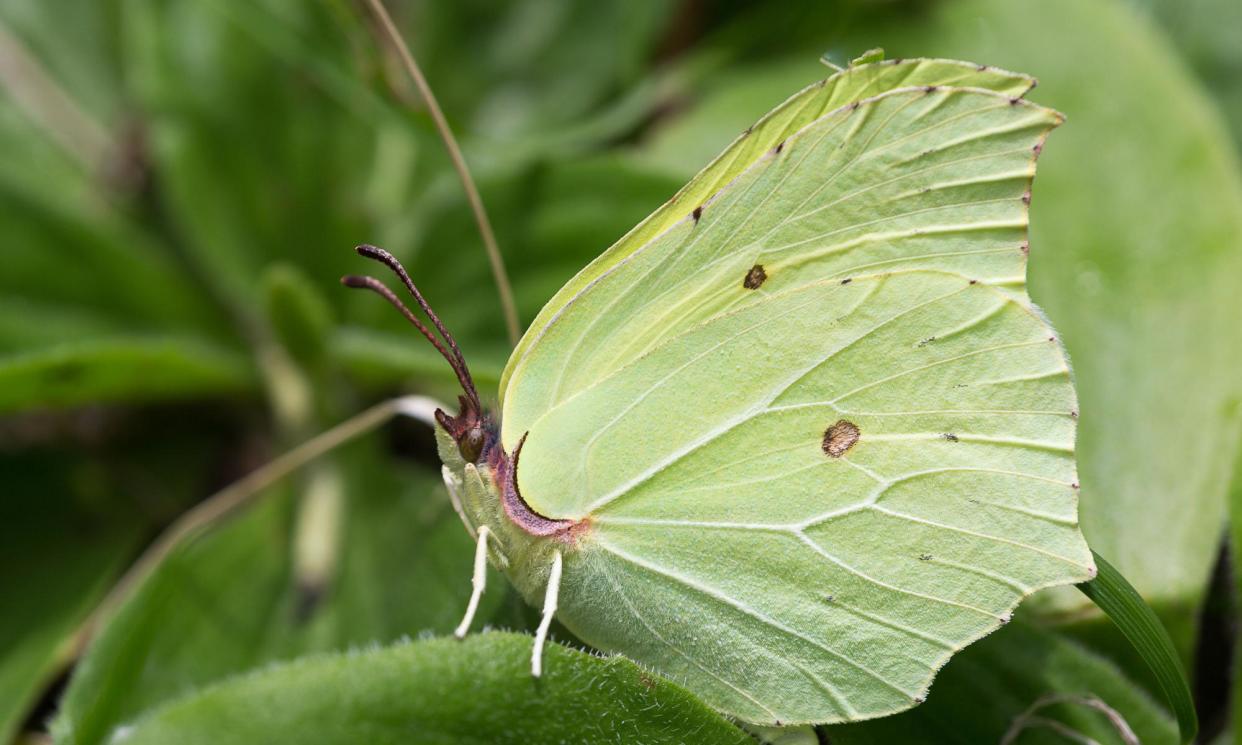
<box><xmin>459</xmin><ymin>426</ymin><xmax>485</xmax><ymax>463</ymax></box>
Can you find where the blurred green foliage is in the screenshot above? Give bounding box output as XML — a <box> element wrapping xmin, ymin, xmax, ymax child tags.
<box><xmin>0</xmin><ymin>1</ymin><xmax>1240</xmax><ymax>743</ymax></box>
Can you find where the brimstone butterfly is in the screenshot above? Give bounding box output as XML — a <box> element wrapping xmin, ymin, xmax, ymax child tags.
<box><xmin>344</xmin><ymin>53</ymin><xmax>1094</xmax><ymax>726</ymax></box>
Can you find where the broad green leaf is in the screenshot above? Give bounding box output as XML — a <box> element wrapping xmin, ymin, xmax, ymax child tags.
<box><xmin>0</xmin><ymin>113</ymin><xmax>221</xmax><ymax>335</ymax></box>
<box><xmin>114</xmin><ymin>0</ymin><xmax>674</xmax><ymax>331</ymax></box>
<box><xmin>53</xmin><ymin>446</ymin><xmax>504</xmax><ymax>745</ymax></box>
<box><xmin>117</xmin><ymin>0</ymin><xmax>386</xmax><ymax>311</ymax></box>
<box><xmin>0</xmin><ymin>1</ymin><xmax>127</xmax><ymax>126</ymax></box>
<box><xmin>54</xmin><ymin>491</ymin><xmax>292</xmax><ymax>745</ymax></box>
<box><xmin>825</xmin><ymin>621</ymin><xmax>1177</xmax><ymax>744</ymax></box>
<box><xmin>0</xmin><ymin>338</ymin><xmax>253</xmax><ymax>414</ymax></box>
<box><xmin>0</xmin><ymin>542</ymin><xmax>130</xmax><ymax>742</ymax></box>
<box><xmin>1133</xmin><ymin>0</ymin><xmax>1242</xmax><ymax>146</ymax></box>
<box><xmin>0</xmin><ymin>185</ymin><xmax>247</xmax><ymax>412</ymax></box>
<box><xmin>1</xmin><ymin>428</ymin><xmax>229</xmax><ymax>740</ymax></box>
<box><xmin>106</xmin><ymin>633</ymin><xmax>751</xmax><ymax>745</ymax></box>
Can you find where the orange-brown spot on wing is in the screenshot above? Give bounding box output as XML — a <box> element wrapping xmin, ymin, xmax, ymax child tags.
<box><xmin>742</xmin><ymin>264</ymin><xmax>767</xmax><ymax>290</ymax></box>
<box><xmin>822</xmin><ymin>420</ymin><xmax>860</xmax><ymax>457</ymax></box>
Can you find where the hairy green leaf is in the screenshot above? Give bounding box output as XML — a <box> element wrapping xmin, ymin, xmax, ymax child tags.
<box><xmin>106</xmin><ymin>633</ymin><xmax>750</xmax><ymax>745</ymax></box>
<box><xmin>53</xmin><ymin>449</ymin><xmax>504</xmax><ymax>745</ymax></box>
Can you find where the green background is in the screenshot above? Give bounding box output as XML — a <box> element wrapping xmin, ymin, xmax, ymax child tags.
<box><xmin>1</xmin><ymin>0</ymin><xmax>1239</xmax><ymax>743</ymax></box>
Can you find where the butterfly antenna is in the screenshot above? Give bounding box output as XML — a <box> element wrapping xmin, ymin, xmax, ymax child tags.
<box><xmin>339</xmin><ymin>273</ymin><xmax>462</xmax><ymax>380</ymax></box>
<box><xmin>340</xmin><ymin>268</ymin><xmax>480</xmax><ymax>411</ymax></box>
<box><xmin>351</xmin><ymin>245</ymin><xmax>482</xmax><ymax>410</ymax></box>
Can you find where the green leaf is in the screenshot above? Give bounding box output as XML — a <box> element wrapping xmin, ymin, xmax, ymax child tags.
<box><xmin>825</xmin><ymin>621</ymin><xmax>1177</xmax><ymax>744</ymax></box>
<box><xmin>0</xmin><ymin>338</ymin><xmax>253</xmax><ymax>414</ymax></box>
<box><xmin>263</xmin><ymin>264</ymin><xmax>335</xmax><ymax>370</ymax></box>
<box><xmin>53</xmin><ymin>446</ymin><xmax>507</xmax><ymax>745</ymax></box>
<box><xmin>0</xmin><ymin>38</ymin><xmax>243</xmax><ymax>413</ymax></box>
<box><xmin>0</xmin><ymin>132</ymin><xmax>222</xmax><ymax>335</ymax></box>
<box><xmin>117</xmin><ymin>0</ymin><xmax>384</xmax><ymax>311</ymax></box>
<box><xmin>1078</xmin><ymin>552</ymin><xmax>1198</xmax><ymax>744</ymax></box>
<box><xmin>0</xmin><ymin>427</ymin><xmax>229</xmax><ymax>740</ymax></box>
<box><xmin>1134</xmin><ymin>0</ymin><xmax>1242</xmax><ymax>146</ymax></box>
<box><xmin>0</xmin><ymin>542</ymin><xmax>130</xmax><ymax>742</ymax></box>
<box><xmin>0</xmin><ymin>1</ymin><xmax>127</xmax><ymax>126</ymax></box>
<box><xmin>104</xmin><ymin>633</ymin><xmax>750</xmax><ymax>745</ymax></box>
<box><xmin>399</xmin><ymin>1</ymin><xmax>676</xmax><ymax>143</ymax></box>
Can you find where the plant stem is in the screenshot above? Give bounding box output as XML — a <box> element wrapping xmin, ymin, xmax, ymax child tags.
<box><xmin>364</xmin><ymin>0</ymin><xmax>521</xmax><ymax>347</ymax></box>
<box><xmin>0</xmin><ymin>20</ymin><xmax>113</xmax><ymax>174</ymax></box>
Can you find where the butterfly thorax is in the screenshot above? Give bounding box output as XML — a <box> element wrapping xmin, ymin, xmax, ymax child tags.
<box><xmin>436</xmin><ymin>406</ymin><xmax>590</xmax><ymax>606</ymax></box>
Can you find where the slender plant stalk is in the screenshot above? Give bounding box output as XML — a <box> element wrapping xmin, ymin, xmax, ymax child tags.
<box><xmin>0</xmin><ymin>21</ymin><xmax>112</xmax><ymax>175</ymax></box>
<box><xmin>364</xmin><ymin>0</ymin><xmax>521</xmax><ymax>347</ymax></box>
<box><xmin>1000</xmin><ymin>694</ymin><xmax>1138</xmax><ymax>745</ymax></box>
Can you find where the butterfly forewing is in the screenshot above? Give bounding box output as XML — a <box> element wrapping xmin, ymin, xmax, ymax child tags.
<box><xmin>498</xmin><ymin>60</ymin><xmax>1093</xmax><ymax>725</ymax></box>
<box><xmin>500</xmin><ymin>59</ymin><xmax>1038</xmax><ymax>418</ymax></box>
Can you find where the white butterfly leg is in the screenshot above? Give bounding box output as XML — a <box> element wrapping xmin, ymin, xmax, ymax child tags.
<box><xmin>530</xmin><ymin>550</ymin><xmax>563</xmax><ymax>677</ymax></box>
<box><xmin>453</xmin><ymin>525</ymin><xmax>490</xmax><ymax>639</ymax></box>
<box><xmin>441</xmin><ymin>466</ymin><xmax>476</xmax><ymax>541</ymax></box>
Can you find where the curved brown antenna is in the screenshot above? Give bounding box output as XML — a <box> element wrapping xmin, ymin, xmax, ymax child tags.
<box><xmin>355</xmin><ymin>246</ymin><xmax>473</xmax><ymax>386</ymax></box>
<box><xmin>342</xmin><ymin>246</ymin><xmax>481</xmax><ymax>411</ymax></box>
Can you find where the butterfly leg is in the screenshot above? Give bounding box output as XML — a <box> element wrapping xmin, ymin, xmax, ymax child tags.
<box><xmin>441</xmin><ymin>465</ymin><xmax>475</xmax><ymax>540</ymax></box>
<box><xmin>530</xmin><ymin>550</ymin><xmax>564</xmax><ymax>677</ymax></box>
<box><xmin>453</xmin><ymin>525</ymin><xmax>490</xmax><ymax>639</ymax></box>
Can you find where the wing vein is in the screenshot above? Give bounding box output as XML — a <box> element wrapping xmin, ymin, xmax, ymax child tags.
<box><xmin>593</xmin><ymin>558</ymin><xmax>786</xmax><ymax>720</ymax></box>
<box><xmin>793</xmin><ymin>532</ymin><xmax>1005</xmax><ymax>619</ymax></box>
<box><xmin>596</xmin><ymin>538</ymin><xmax>916</xmax><ymax>703</ymax></box>
<box><xmin>869</xmin><ymin>505</ymin><xmax>1091</xmax><ymax>570</ymax></box>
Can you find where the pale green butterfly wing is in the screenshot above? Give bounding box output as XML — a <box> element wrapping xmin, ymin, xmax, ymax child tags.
<box><xmin>500</xmin><ymin>57</ymin><xmax>1037</xmax><ymax>414</ymax></box>
<box><xmin>498</xmin><ymin>60</ymin><xmax>1093</xmax><ymax>725</ymax></box>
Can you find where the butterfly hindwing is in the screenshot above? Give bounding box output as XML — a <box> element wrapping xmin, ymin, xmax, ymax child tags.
<box><xmin>498</xmin><ymin>59</ymin><xmax>1093</xmax><ymax>725</ymax></box>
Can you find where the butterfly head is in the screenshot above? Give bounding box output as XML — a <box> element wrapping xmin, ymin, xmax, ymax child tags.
<box><xmin>343</xmin><ymin>244</ymin><xmax>589</xmax><ymax>553</ymax></box>
<box><xmin>433</xmin><ymin>393</ymin><xmax>494</xmax><ymax>464</ymax></box>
